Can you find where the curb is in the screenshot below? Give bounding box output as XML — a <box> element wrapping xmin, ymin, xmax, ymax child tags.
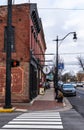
<box><xmin>63</xmin><ymin>97</ymin><xmax>72</xmax><ymax>110</ymax></box>
<box><xmin>15</xmin><ymin>109</ymin><xmax>28</xmax><ymax>112</ymax></box>
<box><xmin>0</xmin><ymin>107</ymin><xmax>15</xmax><ymax>112</ymax></box>
<box><xmin>50</xmin><ymin>98</ymin><xmax>72</xmax><ymax>112</ymax></box>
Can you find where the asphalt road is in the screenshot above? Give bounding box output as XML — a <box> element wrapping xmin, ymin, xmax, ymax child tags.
<box><xmin>0</xmin><ymin>109</ymin><xmax>84</xmax><ymax>130</ymax></box>
<box><xmin>61</xmin><ymin>109</ymin><xmax>84</xmax><ymax>130</ymax></box>
<box><xmin>0</xmin><ymin>112</ymin><xmax>21</xmax><ymax>128</ymax></box>
<box><xmin>67</xmin><ymin>87</ymin><xmax>84</xmax><ymax>117</ymax></box>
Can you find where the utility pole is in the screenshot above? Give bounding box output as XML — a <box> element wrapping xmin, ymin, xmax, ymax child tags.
<box><xmin>4</xmin><ymin>0</ymin><xmax>12</xmax><ymax>108</ymax></box>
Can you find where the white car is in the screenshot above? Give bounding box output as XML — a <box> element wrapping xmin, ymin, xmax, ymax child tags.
<box><xmin>71</xmin><ymin>82</ymin><xmax>77</xmax><ymax>88</ymax></box>
<box><xmin>76</xmin><ymin>82</ymin><xmax>84</xmax><ymax>87</ymax></box>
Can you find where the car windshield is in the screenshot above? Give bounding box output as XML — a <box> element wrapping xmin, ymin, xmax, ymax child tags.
<box><xmin>63</xmin><ymin>84</ymin><xmax>74</xmax><ymax>88</ymax></box>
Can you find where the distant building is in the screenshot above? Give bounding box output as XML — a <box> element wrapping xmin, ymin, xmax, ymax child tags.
<box><xmin>0</xmin><ymin>3</ymin><xmax>46</xmax><ymax>102</ymax></box>
<box><xmin>77</xmin><ymin>71</ymin><xmax>84</xmax><ymax>82</ymax></box>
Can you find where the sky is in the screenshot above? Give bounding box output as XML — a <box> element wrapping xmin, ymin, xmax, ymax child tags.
<box><xmin>0</xmin><ymin>0</ymin><xmax>84</xmax><ymax>74</ymax></box>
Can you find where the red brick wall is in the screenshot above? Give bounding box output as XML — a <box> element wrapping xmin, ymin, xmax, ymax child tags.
<box><xmin>0</xmin><ymin>4</ymin><xmax>46</xmax><ymax>103</ymax></box>
<box><xmin>0</xmin><ymin>5</ymin><xmax>31</xmax><ymax>102</ymax></box>
<box><xmin>12</xmin><ymin>5</ymin><xmax>30</xmax><ymax>62</ymax></box>
<box><xmin>0</xmin><ymin>4</ymin><xmax>31</xmax><ymax>61</ymax></box>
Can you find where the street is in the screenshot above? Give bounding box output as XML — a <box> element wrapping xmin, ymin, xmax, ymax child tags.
<box><xmin>0</xmin><ymin>109</ymin><xmax>84</xmax><ymax>130</ymax></box>
<box><xmin>61</xmin><ymin>109</ymin><xmax>84</xmax><ymax>130</ymax></box>
<box><xmin>0</xmin><ymin>87</ymin><xmax>84</xmax><ymax>130</ymax></box>
<box><xmin>0</xmin><ymin>111</ymin><xmax>63</xmax><ymax>129</ymax></box>
<box><xmin>0</xmin><ymin>112</ymin><xmax>21</xmax><ymax>128</ymax></box>
<box><xmin>67</xmin><ymin>87</ymin><xmax>84</xmax><ymax>117</ymax></box>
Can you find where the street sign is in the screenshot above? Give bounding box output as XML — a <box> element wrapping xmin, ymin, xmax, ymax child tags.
<box><xmin>43</xmin><ymin>66</ymin><xmax>51</xmax><ymax>75</ymax></box>
<box><xmin>58</xmin><ymin>63</ymin><xmax>64</xmax><ymax>69</ymax></box>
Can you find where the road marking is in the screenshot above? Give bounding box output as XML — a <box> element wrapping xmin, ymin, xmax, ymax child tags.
<box><xmin>8</xmin><ymin>121</ymin><xmax>62</xmax><ymax>125</ymax></box>
<box><xmin>2</xmin><ymin>112</ymin><xmax>63</xmax><ymax>129</ymax></box>
<box><xmin>13</xmin><ymin>118</ymin><xmax>61</xmax><ymax>121</ymax></box>
<box><xmin>3</xmin><ymin>124</ymin><xmax>63</xmax><ymax>129</ymax></box>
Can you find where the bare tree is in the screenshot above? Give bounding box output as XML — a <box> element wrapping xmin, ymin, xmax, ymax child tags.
<box><xmin>77</xmin><ymin>56</ymin><xmax>84</xmax><ymax>71</ymax></box>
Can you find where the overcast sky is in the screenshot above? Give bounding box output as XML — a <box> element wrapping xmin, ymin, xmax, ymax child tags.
<box><xmin>0</xmin><ymin>0</ymin><xmax>84</xmax><ymax>74</ymax></box>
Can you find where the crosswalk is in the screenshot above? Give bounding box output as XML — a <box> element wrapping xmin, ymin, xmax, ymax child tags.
<box><xmin>1</xmin><ymin>111</ymin><xmax>63</xmax><ymax>129</ymax></box>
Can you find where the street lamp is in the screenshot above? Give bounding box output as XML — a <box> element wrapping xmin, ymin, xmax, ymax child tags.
<box><xmin>53</xmin><ymin>32</ymin><xmax>77</xmax><ymax>99</ymax></box>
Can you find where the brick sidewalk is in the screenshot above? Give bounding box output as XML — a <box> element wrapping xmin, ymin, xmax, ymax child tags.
<box><xmin>13</xmin><ymin>88</ymin><xmax>64</xmax><ymax>111</ymax></box>
<box><xmin>0</xmin><ymin>88</ymin><xmax>64</xmax><ymax>112</ymax></box>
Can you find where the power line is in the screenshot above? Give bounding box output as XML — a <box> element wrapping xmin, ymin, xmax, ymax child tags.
<box><xmin>65</xmin><ymin>63</ymin><xmax>78</xmax><ymax>65</ymax></box>
<box><xmin>38</xmin><ymin>7</ymin><xmax>84</xmax><ymax>11</ymax></box>
<box><xmin>45</xmin><ymin>52</ymin><xmax>84</xmax><ymax>55</ymax></box>
<box><xmin>59</xmin><ymin>52</ymin><xmax>84</xmax><ymax>55</ymax></box>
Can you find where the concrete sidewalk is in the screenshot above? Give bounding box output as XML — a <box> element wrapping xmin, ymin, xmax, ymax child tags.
<box><xmin>0</xmin><ymin>87</ymin><xmax>72</xmax><ymax>112</ymax></box>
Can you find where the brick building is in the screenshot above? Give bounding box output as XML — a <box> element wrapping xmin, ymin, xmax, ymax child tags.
<box><xmin>77</xmin><ymin>71</ymin><xmax>84</xmax><ymax>82</ymax></box>
<box><xmin>0</xmin><ymin>3</ymin><xmax>46</xmax><ymax>103</ymax></box>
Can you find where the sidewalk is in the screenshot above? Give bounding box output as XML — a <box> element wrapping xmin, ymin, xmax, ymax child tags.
<box><xmin>0</xmin><ymin>87</ymin><xmax>72</xmax><ymax>112</ymax></box>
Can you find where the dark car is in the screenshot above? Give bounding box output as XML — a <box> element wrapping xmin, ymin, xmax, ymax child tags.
<box><xmin>62</xmin><ymin>83</ymin><xmax>76</xmax><ymax>96</ymax></box>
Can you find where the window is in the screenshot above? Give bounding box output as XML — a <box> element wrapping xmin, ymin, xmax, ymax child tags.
<box><xmin>4</xmin><ymin>26</ymin><xmax>15</xmax><ymax>52</ymax></box>
<box><xmin>31</xmin><ymin>11</ymin><xmax>40</xmax><ymax>34</ymax></box>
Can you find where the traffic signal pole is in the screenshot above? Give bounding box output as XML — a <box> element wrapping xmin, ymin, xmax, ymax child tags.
<box><xmin>4</xmin><ymin>0</ymin><xmax>12</xmax><ymax>108</ymax></box>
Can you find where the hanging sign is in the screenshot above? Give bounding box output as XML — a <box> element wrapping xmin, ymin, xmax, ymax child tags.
<box><xmin>43</xmin><ymin>66</ymin><xmax>51</xmax><ymax>75</ymax></box>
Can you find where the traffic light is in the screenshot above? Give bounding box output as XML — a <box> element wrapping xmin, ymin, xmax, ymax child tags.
<box><xmin>11</xmin><ymin>59</ymin><xmax>20</xmax><ymax>67</ymax></box>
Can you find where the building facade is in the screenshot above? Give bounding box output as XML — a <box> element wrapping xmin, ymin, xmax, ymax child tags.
<box><xmin>0</xmin><ymin>3</ymin><xmax>46</xmax><ymax>103</ymax></box>
<box><xmin>77</xmin><ymin>71</ymin><xmax>84</xmax><ymax>82</ymax></box>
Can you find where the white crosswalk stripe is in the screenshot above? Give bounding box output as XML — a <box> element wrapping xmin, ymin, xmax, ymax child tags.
<box><xmin>2</xmin><ymin>111</ymin><xmax>63</xmax><ymax>129</ymax></box>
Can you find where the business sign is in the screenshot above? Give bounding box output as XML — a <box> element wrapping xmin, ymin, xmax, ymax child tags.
<box><xmin>46</xmin><ymin>73</ymin><xmax>53</xmax><ymax>81</ymax></box>
<box><xmin>43</xmin><ymin>66</ymin><xmax>51</xmax><ymax>75</ymax></box>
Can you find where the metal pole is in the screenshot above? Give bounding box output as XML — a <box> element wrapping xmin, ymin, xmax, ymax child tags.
<box><xmin>4</xmin><ymin>0</ymin><xmax>12</xmax><ymax>108</ymax></box>
<box><xmin>56</xmin><ymin>36</ymin><xmax>58</xmax><ymax>88</ymax></box>
<box><xmin>55</xmin><ymin>36</ymin><xmax>58</xmax><ymax>99</ymax></box>
<box><xmin>53</xmin><ymin>32</ymin><xmax>77</xmax><ymax>99</ymax></box>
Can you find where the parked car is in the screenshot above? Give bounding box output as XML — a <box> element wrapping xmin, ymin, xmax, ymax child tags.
<box><xmin>81</xmin><ymin>81</ymin><xmax>84</xmax><ymax>86</ymax></box>
<box><xmin>58</xmin><ymin>81</ymin><xmax>63</xmax><ymax>91</ymax></box>
<box><xmin>62</xmin><ymin>83</ymin><xmax>76</xmax><ymax>96</ymax></box>
<box><xmin>70</xmin><ymin>82</ymin><xmax>77</xmax><ymax>88</ymax></box>
<box><xmin>76</xmin><ymin>82</ymin><xmax>84</xmax><ymax>87</ymax></box>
